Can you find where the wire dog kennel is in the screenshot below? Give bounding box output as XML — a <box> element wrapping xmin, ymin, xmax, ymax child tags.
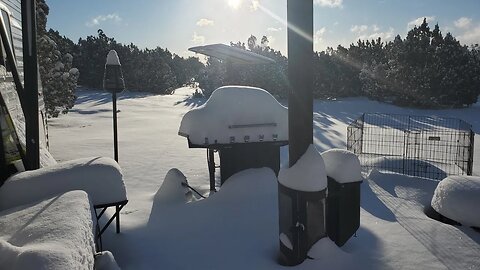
<box><xmin>347</xmin><ymin>113</ymin><xmax>474</xmax><ymax>180</ymax></box>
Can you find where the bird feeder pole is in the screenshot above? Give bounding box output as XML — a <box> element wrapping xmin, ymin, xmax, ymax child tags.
<box><xmin>103</xmin><ymin>50</ymin><xmax>125</xmax><ymax>162</ymax></box>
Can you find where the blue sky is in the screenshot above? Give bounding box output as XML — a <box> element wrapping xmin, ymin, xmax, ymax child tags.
<box><xmin>46</xmin><ymin>0</ymin><xmax>480</xmax><ymax>57</ymax></box>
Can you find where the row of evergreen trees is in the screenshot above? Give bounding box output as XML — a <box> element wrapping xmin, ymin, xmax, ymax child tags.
<box><xmin>315</xmin><ymin>19</ymin><xmax>480</xmax><ymax>108</ymax></box>
<box><xmin>198</xmin><ymin>20</ymin><xmax>480</xmax><ymax>108</ymax></box>
<box><xmin>38</xmin><ymin>1</ymin><xmax>480</xmax><ymax>118</ymax></box>
<box><xmin>47</xmin><ymin>29</ymin><xmax>204</xmax><ymax>96</ymax></box>
<box><xmin>37</xmin><ymin>0</ymin><xmax>203</xmax><ymax>117</ymax></box>
<box><xmin>70</xmin><ymin>30</ymin><xmax>203</xmax><ymax>94</ymax></box>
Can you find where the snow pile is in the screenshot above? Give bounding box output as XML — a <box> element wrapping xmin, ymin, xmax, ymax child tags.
<box><xmin>279</xmin><ymin>233</ymin><xmax>293</xmax><ymax>250</ymax></box>
<box><xmin>278</xmin><ymin>145</ymin><xmax>327</xmax><ymax>192</ymax></box>
<box><xmin>95</xmin><ymin>251</ymin><xmax>121</xmax><ymax>270</ymax></box>
<box><xmin>154</xmin><ymin>168</ymin><xmax>190</xmax><ymax>205</ymax></box>
<box><xmin>0</xmin><ymin>190</ymin><xmax>96</xmax><ymax>270</ymax></box>
<box><xmin>321</xmin><ymin>149</ymin><xmax>362</xmax><ymax>183</ymax></box>
<box><xmin>307</xmin><ymin>237</ymin><xmax>348</xmax><ymax>259</ymax></box>
<box><xmin>178</xmin><ymin>86</ymin><xmax>288</xmax><ymax>145</ymax></box>
<box><xmin>0</xmin><ymin>157</ymin><xmax>126</xmax><ymax>210</ymax></box>
<box><xmin>106</xmin><ymin>50</ymin><xmax>121</xmax><ymax>66</ymax></box>
<box><xmin>431</xmin><ymin>175</ymin><xmax>480</xmax><ymax>227</ymax></box>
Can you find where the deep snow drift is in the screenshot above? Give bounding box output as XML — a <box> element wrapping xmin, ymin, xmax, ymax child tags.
<box><xmin>47</xmin><ymin>87</ymin><xmax>480</xmax><ymax>269</ymax></box>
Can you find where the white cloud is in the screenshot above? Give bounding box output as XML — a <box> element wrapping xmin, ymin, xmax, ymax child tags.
<box><xmin>196</xmin><ymin>18</ymin><xmax>214</xmax><ymax>27</ymax></box>
<box><xmin>267</xmin><ymin>27</ymin><xmax>282</xmax><ymax>32</ymax></box>
<box><xmin>358</xmin><ymin>27</ymin><xmax>395</xmax><ymax>41</ymax></box>
<box><xmin>314</xmin><ymin>27</ymin><xmax>327</xmax><ymax>50</ymax></box>
<box><xmin>86</xmin><ymin>13</ymin><xmax>122</xmax><ymax>27</ymax></box>
<box><xmin>350</xmin><ymin>24</ymin><xmax>395</xmax><ymax>41</ymax></box>
<box><xmin>350</xmin><ymin>25</ymin><xmax>368</xmax><ymax>33</ymax></box>
<box><xmin>314</xmin><ymin>0</ymin><xmax>343</xmax><ymax>8</ymax></box>
<box><xmin>454</xmin><ymin>17</ymin><xmax>472</xmax><ymax>29</ymax></box>
<box><xmin>407</xmin><ymin>16</ymin><xmax>435</xmax><ymax>29</ymax></box>
<box><xmin>191</xmin><ymin>32</ymin><xmax>205</xmax><ymax>45</ymax></box>
<box><xmin>250</xmin><ymin>0</ymin><xmax>260</xmax><ymax>11</ymax></box>
<box><xmin>457</xmin><ymin>25</ymin><xmax>480</xmax><ymax>45</ymax></box>
<box><xmin>266</xmin><ymin>35</ymin><xmax>275</xmax><ymax>47</ymax></box>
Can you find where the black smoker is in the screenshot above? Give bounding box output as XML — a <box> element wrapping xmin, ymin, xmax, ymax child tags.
<box><xmin>278</xmin><ymin>183</ymin><xmax>327</xmax><ymax>264</ymax></box>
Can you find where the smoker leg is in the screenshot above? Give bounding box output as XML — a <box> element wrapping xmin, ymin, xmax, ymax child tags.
<box><xmin>207</xmin><ymin>149</ymin><xmax>216</xmax><ymax>191</ymax></box>
<box><xmin>116</xmin><ymin>205</ymin><xmax>120</xmax><ymax>233</ymax></box>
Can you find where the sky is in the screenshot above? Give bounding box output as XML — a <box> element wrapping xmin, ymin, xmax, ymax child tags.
<box><xmin>46</xmin><ymin>0</ymin><xmax>480</xmax><ymax>58</ymax></box>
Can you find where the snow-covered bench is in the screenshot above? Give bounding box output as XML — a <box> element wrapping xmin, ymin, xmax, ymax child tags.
<box><xmin>0</xmin><ymin>157</ymin><xmax>128</xmax><ymax>242</ymax></box>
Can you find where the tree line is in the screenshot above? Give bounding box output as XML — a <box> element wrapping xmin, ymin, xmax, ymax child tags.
<box><xmin>37</xmin><ymin>0</ymin><xmax>203</xmax><ymax>117</ymax></box>
<box><xmin>38</xmin><ymin>0</ymin><xmax>480</xmax><ymax>118</ymax></box>
<box><xmin>199</xmin><ymin>19</ymin><xmax>480</xmax><ymax>108</ymax></box>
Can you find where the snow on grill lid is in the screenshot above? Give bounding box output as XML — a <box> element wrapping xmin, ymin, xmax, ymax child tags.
<box><xmin>178</xmin><ymin>86</ymin><xmax>288</xmax><ymax>145</ymax></box>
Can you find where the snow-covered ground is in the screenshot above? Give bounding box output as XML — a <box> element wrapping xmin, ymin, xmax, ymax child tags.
<box><xmin>48</xmin><ymin>87</ymin><xmax>480</xmax><ymax>269</ymax></box>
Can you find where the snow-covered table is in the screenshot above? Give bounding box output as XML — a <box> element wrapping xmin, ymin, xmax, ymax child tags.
<box><xmin>0</xmin><ymin>157</ymin><xmax>128</xmax><ymax>241</ymax></box>
<box><xmin>0</xmin><ymin>190</ymin><xmax>96</xmax><ymax>270</ymax></box>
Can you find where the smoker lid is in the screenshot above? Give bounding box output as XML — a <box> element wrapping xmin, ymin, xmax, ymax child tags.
<box><xmin>189</xmin><ymin>44</ymin><xmax>275</xmax><ymax>65</ymax></box>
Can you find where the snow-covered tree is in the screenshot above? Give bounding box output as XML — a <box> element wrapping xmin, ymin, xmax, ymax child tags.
<box><xmin>37</xmin><ymin>0</ymin><xmax>78</xmax><ymax>117</ymax></box>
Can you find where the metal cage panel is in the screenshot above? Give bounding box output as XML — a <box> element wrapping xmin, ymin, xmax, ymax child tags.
<box><xmin>347</xmin><ymin>113</ymin><xmax>474</xmax><ymax>180</ymax></box>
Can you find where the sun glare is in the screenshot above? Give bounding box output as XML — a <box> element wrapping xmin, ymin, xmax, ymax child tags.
<box><xmin>227</xmin><ymin>0</ymin><xmax>242</xmax><ymax>10</ymax></box>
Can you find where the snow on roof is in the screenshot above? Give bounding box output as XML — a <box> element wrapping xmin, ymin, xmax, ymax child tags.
<box><xmin>321</xmin><ymin>149</ymin><xmax>362</xmax><ymax>184</ymax></box>
<box><xmin>178</xmin><ymin>86</ymin><xmax>288</xmax><ymax>145</ymax></box>
<box><xmin>431</xmin><ymin>175</ymin><xmax>480</xmax><ymax>227</ymax></box>
<box><xmin>278</xmin><ymin>145</ymin><xmax>327</xmax><ymax>192</ymax></box>
<box><xmin>106</xmin><ymin>50</ymin><xmax>121</xmax><ymax>66</ymax></box>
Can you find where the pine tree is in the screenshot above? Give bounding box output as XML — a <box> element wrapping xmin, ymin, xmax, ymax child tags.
<box><xmin>37</xmin><ymin>0</ymin><xmax>79</xmax><ymax>117</ymax></box>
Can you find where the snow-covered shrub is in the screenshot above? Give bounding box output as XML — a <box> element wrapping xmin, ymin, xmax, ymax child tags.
<box><xmin>431</xmin><ymin>175</ymin><xmax>480</xmax><ymax>227</ymax></box>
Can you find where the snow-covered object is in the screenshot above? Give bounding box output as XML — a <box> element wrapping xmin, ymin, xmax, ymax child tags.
<box><xmin>278</xmin><ymin>145</ymin><xmax>327</xmax><ymax>192</ymax></box>
<box><xmin>178</xmin><ymin>86</ymin><xmax>288</xmax><ymax>145</ymax></box>
<box><xmin>154</xmin><ymin>168</ymin><xmax>190</xmax><ymax>205</ymax></box>
<box><xmin>0</xmin><ymin>191</ymin><xmax>96</xmax><ymax>270</ymax></box>
<box><xmin>95</xmin><ymin>251</ymin><xmax>121</xmax><ymax>270</ymax></box>
<box><xmin>431</xmin><ymin>175</ymin><xmax>480</xmax><ymax>227</ymax></box>
<box><xmin>321</xmin><ymin>149</ymin><xmax>362</xmax><ymax>183</ymax></box>
<box><xmin>106</xmin><ymin>50</ymin><xmax>121</xmax><ymax>66</ymax></box>
<box><xmin>307</xmin><ymin>237</ymin><xmax>348</xmax><ymax>259</ymax></box>
<box><xmin>0</xmin><ymin>157</ymin><xmax>126</xmax><ymax>210</ymax></box>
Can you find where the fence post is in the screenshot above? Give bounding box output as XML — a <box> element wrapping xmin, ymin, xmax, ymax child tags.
<box><xmin>467</xmin><ymin>130</ymin><xmax>474</xmax><ymax>175</ymax></box>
